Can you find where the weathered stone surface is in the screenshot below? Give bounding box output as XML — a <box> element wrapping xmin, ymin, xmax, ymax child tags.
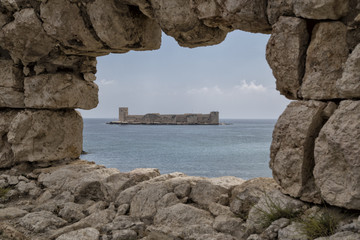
<box><xmin>315</xmin><ymin>231</ymin><xmax>360</xmax><ymax>240</ymax></box>
<box><xmin>19</xmin><ymin>211</ymin><xmax>67</xmax><ymax>233</ymax></box>
<box><xmin>337</xmin><ymin>43</ymin><xmax>360</xmax><ymax>98</ymax></box>
<box><xmin>293</xmin><ymin>0</ymin><xmax>349</xmax><ymax>20</ymax></box>
<box><xmin>314</xmin><ymin>100</ymin><xmax>360</xmax><ymax>210</ymax></box>
<box><xmin>278</xmin><ymin>222</ymin><xmax>307</xmax><ymax>240</ymax></box>
<box><xmin>0</xmin><ymin>207</ymin><xmax>28</xmax><ymax>220</ymax></box>
<box><xmin>0</xmin><ymin>111</ymin><xmax>19</xmax><ymax>167</ymax></box>
<box><xmin>0</xmin><ymin>87</ymin><xmax>24</xmax><ymax>108</ymax></box>
<box><xmin>24</xmin><ymin>73</ymin><xmax>98</xmax><ymax>110</ymax></box>
<box><xmin>6</xmin><ymin>110</ymin><xmax>82</xmax><ymax>164</ymax></box>
<box><xmin>189</xmin><ymin>176</ymin><xmax>245</xmax><ymax>208</ymax></box>
<box><xmin>56</xmin><ymin>228</ymin><xmax>100</xmax><ymax>240</ymax></box>
<box><xmin>301</xmin><ymin>22</ymin><xmax>348</xmax><ymax>100</ymax></box>
<box><xmin>246</xmin><ymin>190</ymin><xmax>306</xmax><ymax>234</ymax></box>
<box><xmin>149</xmin><ymin>0</ymin><xmax>227</xmax><ymax>48</ymax></box>
<box><xmin>0</xmin><ymin>8</ymin><xmax>56</xmax><ymax>64</ymax></box>
<box><xmin>270</xmin><ymin>101</ymin><xmax>332</xmax><ymax>203</ymax></box>
<box><xmin>87</xmin><ymin>0</ymin><xmax>161</xmax><ymax>51</ymax></box>
<box><xmin>0</xmin><ymin>59</ymin><xmax>23</xmax><ymax>89</ymax></box>
<box><xmin>150</xmin><ymin>203</ymin><xmax>214</xmax><ymax>238</ymax></box>
<box><xmin>59</xmin><ymin>202</ymin><xmax>86</xmax><ymax>223</ymax></box>
<box><xmin>267</xmin><ymin>0</ymin><xmax>294</xmax><ymax>25</ymax></box>
<box><xmin>230</xmin><ymin>178</ymin><xmax>279</xmax><ymax>219</ymax></box>
<box><xmin>261</xmin><ymin>218</ymin><xmax>290</xmax><ymax>240</ymax></box>
<box><xmin>266</xmin><ymin>17</ymin><xmax>309</xmax><ymax>99</ymax></box>
<box><xmin>112</xmin><ymin>229</ymin><xmax>138</xmax><ymax>240</ymax></box>
<box><xmin>40</xmin><ymin>0</ymin><xmax>104</xmax><ymax>54</ymax></box>
<box><xmin>221</xmin><ymin>0</ymin><xmax>271</xmax><ymax>33</ymax></box>
<box><xmin>213</xmin><ymin>214</ymin><xmax>243</xmax><ymax>236</ymax></box>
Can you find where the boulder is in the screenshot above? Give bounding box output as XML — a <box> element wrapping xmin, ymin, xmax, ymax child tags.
<box><xmin>230</xmin><ymin>178</ymin><xmax>279</xmax><ymax>219</ymax></box>
<box><xmin>246</xmin><ymin>190</ymin><xmax>306</xmax><ymax>234</ymax></box>
<box><xmin>212</xmin><ymin>214</ymin><xmax>243</xmax><ymax>236</ymax></box>
<box><xmin>0</xmin><ymin>8</ymin><xmax>56</xmax><ymax>64</ymax></box>
<box><xmin>314</xmin><ymin>231</ymin><xmax>360</xmax><ymax>240</ymax></box>
<box><xmin>86</xmin><ymin>0</ymin><xmax>161</xmax><ymax>51</ymax></box>
<box><xmin>293</xmin><ymin>0</ymin><xmax>349</xmax><ymax>20</ymax></box>
<box><xmin>24</xmin><ymin>73</ymin><xmax>98</xmax><ymax>110</ymax></box>
<box><xmin>314</xmin><ymin>100</ymin><xmax>360</xmax><ymax>210</ymax></box>
<box><xmin>40</xmin><ymin>0</ymin><xmax>104</xmax><ymax>54</ymax></box>
<box><xmin>150</xmin><ymin>203</ymin><xmax>215</xmax><ymax>238</ymax></box>
<box><xmin>0</xmin><ymin>207</ymin><xmax>28</xmax><ymax>220</ymax></box>
<box><xmin>270</xmin><ymin>101</ymin><xmax>332</xmax><ymax>203</ymax></box>
<box><xmin>278</xmin><ymin>222</ymin><xmax>307</xmax><ymax>240</ymax></box>
<box><xmin>267</xmin><ymin>0</ymin><xmax>294</xmax><ymax>25</ymax></box>
<box><xmin>56</xmin><ymin>228</ymin><xmax>100</xmax><ymax>240</ymax></box>
<box><xmin>19</xmin><ymin>211</ymin><xmax>67</xmax><ymax>233</ymax></box>
<box><xmin>148</xmin><ymin>0</ymin><xmax>227</xmax><ymax>47</ymax></box>
<box><xmin>6</xmin><ymin>110</ymin><xmax>83</xmax><ymax>164</ymax></box>
<box><xmin>337</xmin><ymin>43</ymin><xmax>360</xmax><ymax>98</ymax></box>
<box><xmin>300</xmin><ymin>22</ymin><xmax>348</xmax><ymax>100</ymax></box>
<box><xmin>266</xmin><ymin>16</ymin><xmax>309</xmax><ymax>99</ymax></box>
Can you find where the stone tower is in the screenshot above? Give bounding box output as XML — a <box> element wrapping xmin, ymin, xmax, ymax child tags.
<box><xmin>119</xmin><ymin>107</ymin><xmax>128</xmax><ymax>122</ymax></box>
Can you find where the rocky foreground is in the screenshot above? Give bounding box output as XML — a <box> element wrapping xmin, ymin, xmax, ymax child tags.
<box><xmin>0</xmin><ymin>160</ymin><xmax>359</xmax><ymax>240</ymax></box>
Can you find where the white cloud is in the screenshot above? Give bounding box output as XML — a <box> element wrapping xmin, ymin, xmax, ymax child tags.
<box><xmin>98</xmin><ymin>79</ymin><xmax>115</xmax><ymax>85</ymax></box>
<box><xmin>187</xmin><ymin>85</ymin><xmax>223</xmax><ymax>95</ymax></box>
<box><xmin>234</xmin><ymin>80</ymin><xmax>266</xmax><ymax>92</ymax></box>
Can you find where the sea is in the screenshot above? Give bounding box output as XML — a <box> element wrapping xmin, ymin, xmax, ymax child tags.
<box><xmin>82</xmin><ymin>119</ymin><xmax>277</xmax><ymax>180</ymax></box>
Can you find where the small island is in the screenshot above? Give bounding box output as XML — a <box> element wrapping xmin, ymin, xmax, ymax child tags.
<box><xmin>108</xmin><ymin>107</ymin><xmax>219</xmax><ymax>125</ymax></box>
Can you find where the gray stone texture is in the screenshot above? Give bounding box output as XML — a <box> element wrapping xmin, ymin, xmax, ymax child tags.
<box><xmin>266</xmin><ymin>16</ymin><xmax>309</xmax><ymax>99</ymax></box>
<box><xmin>300</xmin><ymin>22</ymin><xmax>348</xmax><ymax>100</ymax></box>
<box><xmin>314</xmin><ymin>100</ymin><xmax>360</xmax><ymax>210</ymax></box>
<box><xmin>293</xmin><ymin>0</ymin><xmax>349</xmax><ymax>20</ymax></box>
<box><xmin>337</xmin><ymin>43</ymin><xmax>360</xmax><ymax>98</ymax></box>
<box><xmin>270</xmin><ymin>101</ymin><xmax>334</xmax><ymax>203</ymax></box>
<box><xmin>0</xmin><ymin>110</ymin><xmax>83</xmax><ymax>167</ymax></box>
<box><xmin>24</xmin><ymin>73</ymin><xmax>98</xmax><ymax>110</ymax></box>
<box><xmin>0</xmin><ymin>8</ymin><xmax>56</xmax><ymax>64</ymax></box>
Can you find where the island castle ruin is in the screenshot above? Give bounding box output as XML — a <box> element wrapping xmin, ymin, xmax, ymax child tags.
<box><xmin>0</xmin><ymin>2</ymin><xmax>359</xmax><ymax>239</ymax></box>
<box><xmin>112</xmin><ymin>107</ymin><xmax>219</xmax><ymax>125</ymax></box>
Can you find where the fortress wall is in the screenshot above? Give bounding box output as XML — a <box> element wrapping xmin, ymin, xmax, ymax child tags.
<box><xmin>122</xmin><ymin>110</ymin><xmax>218</xmax><ymax>125</ymax></box>
<box><xmin>0</xmin><ymin>0</ymin><xmax>359</xmax><ymax>210</ymax></box>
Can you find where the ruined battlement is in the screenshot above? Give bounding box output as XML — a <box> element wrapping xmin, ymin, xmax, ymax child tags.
<box><xmin>110</xmin><ymin>107</ymin><xmax>219</xmax><ymax>125</ymax></box>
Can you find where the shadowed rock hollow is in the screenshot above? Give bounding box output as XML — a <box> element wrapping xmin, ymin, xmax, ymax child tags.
<box><xmin>0</xmin><ymin>0</ymin><xmax>359</xmax><ymax>239</ymax></box>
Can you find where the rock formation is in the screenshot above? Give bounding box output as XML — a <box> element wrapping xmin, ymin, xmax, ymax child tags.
<box><xmin>0</xmin><ymin>0</ymin><xmax>359</xmax><ymax>238</ymax></box>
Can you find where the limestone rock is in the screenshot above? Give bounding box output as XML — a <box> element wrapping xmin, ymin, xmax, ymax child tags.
<box><xmin>246</xmin><ymin>190</ymin><xmax>306</xmax><ymax>234</ymax></box>
<box><xmin>293</xmin><ymin>0</ymin><xmax>349</xmax><ymax>20</ymax></box>
<box><xmin>40</xmin><ymin>0</ymin><xmax>104</xmax><ymax>54</ymax></box>
<box><xmin>6</xmin><ymin>110</ymin><xmax>83</xmax><ymax>164</ymax></box>
<box><xmin>56</xmin><ymin>228</ymin><xmax>100</xmax><ymax>240</ymax></box>
<box><xmin>221</xmin><ymin>0</ymin><xmax>271</xmax><ymax>34</ymax></box>
<box><xmin>314</xmin><ymin>100</ymin><xmax>360</xmax><ymax>210</ymax></box>
<box><xmin>130</xmin><ymin>182</ymin><xmax>169</xmax><ymax>219</ymax></box>
<box><xmin>230</xmin><ymin>178</ymin><xmax>279</xmax><ymax>219</ymax></box>
<box><xmin>150</xmin><ymin>203</ymin><xmax>214</xmax><ymax>238</ymax></box>
<box><xmin>278</xmin><ymin>222</ymin><xmax>307</xmax><ymax>240</ymax></box>
<box><xmin>189</xmin><ymin>176</ymin><xmax>244</xmax><ymax>208</ymax></box>
<box><xmin>24</xmin><ymin>73</ymin><xmax>98</xmax><ymax>110</ymax></box>
<box><xmin>59</xmin><ymin>202</ymin><xmax>86</xmax><ymax>223</ymax></box>
<box><xmin>270</xmin><ymin>101</ymin><xmax>331</xmax><ymax>203</ymax></box>
<box><xmin>19</xmin><ymin>211</ymin><xmax>67</xmax><ymax>233</ymax></box>
<box><xmin>301</xmin><ymin>22</ymin><xmax>348</xmax><ymax>100</ymax></box>
<box><xmin>112</xmin><ymin>229</ymin><xmax>138</xmax><ymax>240</ymax></box>
<box><xmin>87</xmin><ymin>0</ymin><xmax>161</xmax><ymax>51</ymax></box>
<box><xmin>266</xmin><ymin>16</ymin><xmax>309</xmax><ymax>99</ymax></box>
<box><xmin>213</xmin><ymin>214</ymin><xmax>243</xmax><ymax>236</ymax></box>
<box><xmin>315</xmin><ymin>231</ymin><xmax>360</xmax><ymax>240</ymax></box>
<box><xmin>0</xmin><ymin>87</ymin><xmax>24</xmax><ymax>108</ymax></box>
<box><xmin>149</xmin><ymin>0</ymin><xmax>227</xmax><ymax>48</ymax></box>
<box><xmin>0</xmin><ymin>223</ymin><xmax>29</xmax><ymax>240</ymax></box>
<box><xmin>267</xmin><ymin>0</ymin><xmax>294</xmax><ymax>25</ymax></box>
<box><xmin>337</xmin><ymin>43</ymin><xmax>360</xmax><ymax>98</ymax></box>
<box><xmin>261</xmin><ymin>218</ymin><xmax>290</xmax><ymax>240</ymax></box>
<box><xmin>0</xmin><ymin>111</ymin><xmax>19</xmax><ymax>167</ymax></box>
<box><xmin>0</xmin><ymin>59</ymin><xmax>23</xmax><ymax>89</ymax></box>
<box><xmin>0</xmin><ymin>207</ymin><xmax>28</xmax><ymax>220</ymax></box>
<box><xmin>0</xmin><ymin>8</ymin><xmax>56</xmax><ymax>64</ymax></box>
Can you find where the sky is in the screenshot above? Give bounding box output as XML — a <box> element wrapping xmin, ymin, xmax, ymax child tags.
<box><xmin>79</xmin><ymin>30</ymin><xmax>290</xmax><ymax>119</ymax></box>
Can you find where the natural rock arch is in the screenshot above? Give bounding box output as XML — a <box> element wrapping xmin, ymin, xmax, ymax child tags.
<box><xmin>0</xmin><ymin>0</ymin><xmax>359</xmax><ymax>210</ymax></box>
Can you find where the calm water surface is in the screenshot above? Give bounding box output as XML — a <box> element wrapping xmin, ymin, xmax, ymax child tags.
<box><xmin>82</xmin><ymin>119</ymin><xmax>276</xmax><ymax>179</ymax></box>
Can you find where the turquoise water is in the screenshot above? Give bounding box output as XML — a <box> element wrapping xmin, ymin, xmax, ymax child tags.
<box><xmin>82</xmin><ymin>119</ymin><xmax>276</xmax><ymax>179</ymax></box>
